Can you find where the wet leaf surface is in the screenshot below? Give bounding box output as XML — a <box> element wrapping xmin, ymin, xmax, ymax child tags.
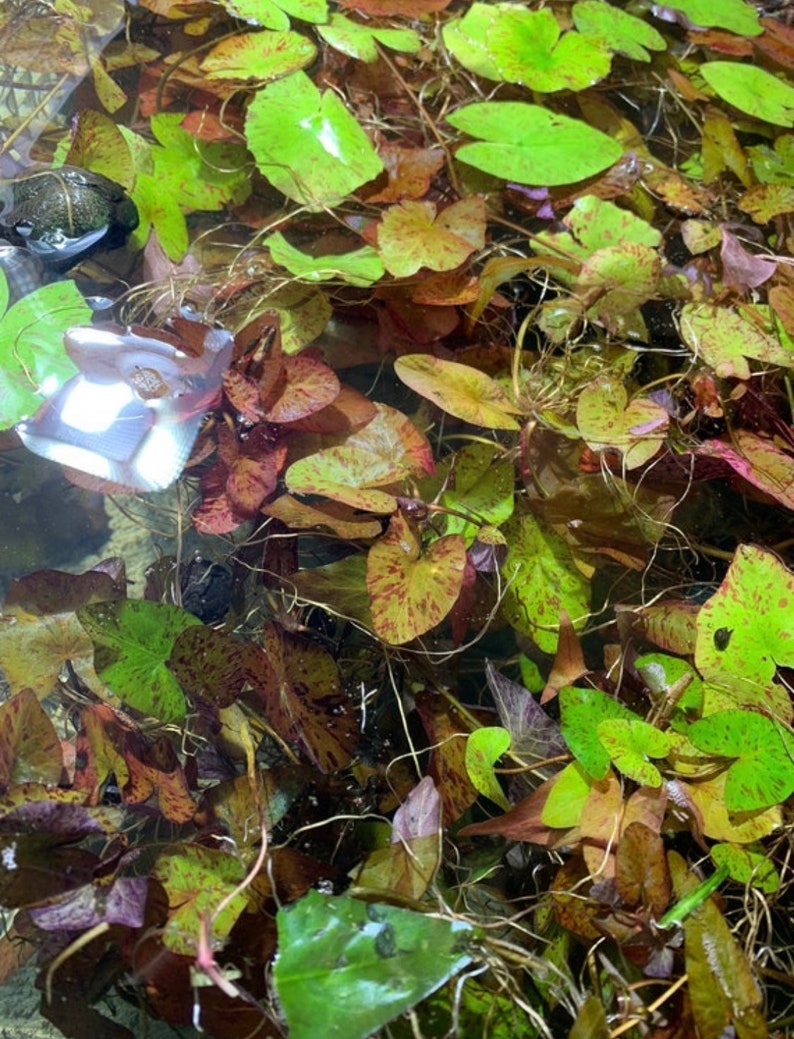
<box><xmin>273</xmin><ymin>890</ymin><xmax>474</xmax><ymax>1039</ymax></box>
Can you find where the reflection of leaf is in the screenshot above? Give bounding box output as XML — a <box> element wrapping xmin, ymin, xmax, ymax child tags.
<box><xmin>245</xmin><ymin>71</ymin><xmax>383</xmax><ymax>208</ymax></box>
<box><xmin>77</xmin><ymin>601</ymin><xmax>202</xmax><ymax>724</ymax></box>
<box><xmin>694</xmin><ymin>544</ymin><xmax>794</xmax><ymax>715</ymax></box>
<box><xmin>447</xmin><ymin>102</ymin><xmax>623</xmax><ymax>186</ymax></box>
<box><xmin>688</xmin><ymin>710</ymin><xmax>794</xmax><ymax>811</ymax></box>
<box><xmin>367</xmin><ymin>512</ymin><xmax>467</xmax><ymax>645</ymax></box>
<box><xmin>377</xmin><ymin>198</ymin><xmax>486</xmax><ymax>279</ymax></box>
<box><xmin>395</xmin><ymin>354</ymin><xmax>521</xmax><ymax>431</ymax></box>
<box><xmin>465</xmin><ymin>727</ymin><xmax>510</xmax><ymax>810</ymax></box>
<box><xmin>274</xmin><ymin>890</ymin><xmax>474</xmax><ymax>1039</ymax></box>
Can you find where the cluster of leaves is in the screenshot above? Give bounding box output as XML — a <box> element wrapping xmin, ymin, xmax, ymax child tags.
<box><xmin>2</xmin><ymin>0</ymin><xmax>794</xmax><ymax>1036</ymax></box>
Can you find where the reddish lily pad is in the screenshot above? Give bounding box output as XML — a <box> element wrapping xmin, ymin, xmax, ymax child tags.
<box><xmin>367</xmin><ymin>512</ymin><xmax>467</xmax><ymax>644</ymax></box>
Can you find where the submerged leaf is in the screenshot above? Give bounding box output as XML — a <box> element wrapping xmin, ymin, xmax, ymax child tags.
<box><xmin>395</xmin><ymin>354</ymin><xmax>521</xmax><ymax>430</ymax></box>
<box><xmin>367</xmin><ymin>512</ymin><xmax>467</xmax><ymax>644</ymax></box>
<box><xmin>499</xmin><ymin>512</ymin><xmax>590</xmax><ymax>653</ymax></box>
<box><xmin>77</xmin><ymin>600</ymin><xmax>202</xmax><ymax>724</ymax></box>
<box><xmin>273</xmin><ymin>890</ymin><xmax>474</xmax><ymax>1039</ymax></box>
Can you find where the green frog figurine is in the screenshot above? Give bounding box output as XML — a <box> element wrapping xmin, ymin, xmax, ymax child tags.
<box><xmin>0</xmin><ymin>165</ymin><xmax>138</xmax><ymax>270</ymax></box>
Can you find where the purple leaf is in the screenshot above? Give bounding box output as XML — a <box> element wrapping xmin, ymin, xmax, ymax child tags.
<box><xmin>391</xmin><ymin>776</ymin><xmax>440</xmax><ymax>842</ymax></box>
<box><xmin>485</xmin><ymin>661</ymin><xmax>566</xmax><ymax>763</ymax></box>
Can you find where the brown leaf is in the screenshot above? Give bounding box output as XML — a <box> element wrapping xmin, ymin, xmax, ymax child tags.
<box><xmin>251</xmin><ymin>624</ymin><xmax>358</xmax><ymax>773</ymax></box>
<box><xmin>615</xmin><ymin>821</ymin><xmax>671</xmax><ymax>915</ymax></box>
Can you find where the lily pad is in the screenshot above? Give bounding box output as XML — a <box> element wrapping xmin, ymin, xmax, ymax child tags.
<box><xmin>447</xmin><ymin>102</ymin><xmax>623</xmax><ymax>186</ymax></box>
<box><xmin>77</xmin><ymin>600</ymin><xmax>202</xmax><ymax>724</ymax></box>
<box><xmin>245</xmin><ymin>71</ymin><xmax>384</xmax><ymax>208</ymax></box>
<box><xmin>395</xmin><ymin>354</ymin><xmax>521</xmax><ymax>430</ymax></box>
<box><xmin>701</xmin><ymin>62</ymin><xmax>794</xmax><ymax>128</ymax></box>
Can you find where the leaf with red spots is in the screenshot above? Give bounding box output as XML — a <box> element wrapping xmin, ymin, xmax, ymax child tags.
<box><xmin>367</xmin><ymin>512</ymin><xmax>466</xmax><ymax>644</ymax></box>
<box><xmin>261</xmin><ymin>353</ymin><xmax>340</xmax><ymax>423</ymax></box>
<box><xmin>0</xmin><ymin>689</ymin><xmax>63</xmax><ymax>793</ymax></box>
<box><xmin>252</xmin><ymin>623</ymin><xmax>358</xmax><ymax>773</ymax></box>
<box><xmin>377</xmin><ymin>197</ymin><xmax>486</xmax><ymax>279</ymax></box>
<box><xmin>694</xmin><ymin>544</ymin><xmax>794</xmax><ymax>715</ymax></box>
<box><xmin>414</xmin><ymin>691</ymin><xmax>478</xmax><ymax>825</ymax></box>
<box><xmin>169</xmin><ymin>627</ymin><xmax>248</xmax><ymax>709</ymax></box>
<box><xmin>688</xmin><ymin>709</ymin><xmax>794</xmax><ymax>811</ymax></box>
<box><xmin>365</xmin><ymin>144</ymin><xmax>445</xmax><ymax>203</ymax></box>
<box><xmin>394</xmin><ymin>354</ymin><xmax>522</xmax><ymax>431</ymax></box>
<box><xmin>285</xmin><ymin>403</ymin><xmax>434</xmax><ymax>512</ymax></box>
<box><xmin>74</xmin><ymin>703</ymin><xmax>196</xmax><ymax>823</ymax></box>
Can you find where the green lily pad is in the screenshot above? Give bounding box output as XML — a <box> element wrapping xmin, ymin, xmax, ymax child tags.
<box><xmin>680</xmin><ymin>304</ymin><xmax>793</xmax><ymax>380</ymax></box>
<box><xmin>0</xmin><ymin>273</ymin><xmax>90</xmax><ymax>429</ymax></box>
<box><xmin>266</xmin><ymin>232</ymin><xmax>384</xmax><ymax>286</ymax></box>
<box><xmin>711</xmin><ymin>843</ymin><xmax>780</xmax><ymax>895</ymax></box>
<box><xmin>596</xmin><ymin>718</ymin><xmax>673</xmax><ymax>788</ymax></box>
<box><xmin>660</xmin><ymin>0</ymin><xmax>761</xmax><ymax>35</ymax></box>
<box><xmin>318</xmin><ymin>13</ymin><xmax>421</xmax><ymax>62</ymax></box>
<box><xmin>245</xmin><ymin>71</ymin><xmax>384</xmax><ymax>208</ymax></box>
<box><xmin>694</xmin><ymin>545</ymin><xmax>794</xmax><ymax>716</ymax></box>
<box><xmin>77</xmin><ymin>601</ymin><xmax>202</xmax><ymax>724</ymax></box>
<box><xmin>499</xmin><ymin>513</ymin><xmax>590</xmax><ymax>654</ymax></box>
<box><xmin>576</xmin><ymin>376</ymin><xmax>669</xmax><ymax>469</ymax></box>
<box><xmin>273</xmin><ymin>890</ymin><xmax>475</xmax><ymax>1039</ymax></box>
<box><xmin>558</xmin><ymin>686</ymin><xmax>636</xmax><ymax>780</ymax></box>
<box><xmin>200</xmin><ymin>30</ymin><xmax>316</xmax><ymax>81</ymax></box>
<box><xmin>701</xmin><ymin>62</ymin><xmax>794</xmax><ymax>128</ymax></box>
<box><xmin>447</xmin><ymin>102</ymin><xmax>623</xmax><ymax>186</ymax></box>
<box><xmin>443</xmin><ymin>4</ymin><xmax>611</xmax><ymax>92</ymax></box>
<box><xmin>688</xmin><ymin>709</ymin><xmax>794</xmax><ymax>812</ymax></box>
<box><xmin>572</xmin><ymin>1</ymin><xmax>667</xmax><ymax>62</ymax></box>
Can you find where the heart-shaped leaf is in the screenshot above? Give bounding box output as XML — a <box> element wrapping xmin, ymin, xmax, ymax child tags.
<box><xmin>444</xmin><ymin>4</ymin><xmax>611</xmax><ymax>92</ymax></box>
<box><xmin>286</xmin><ymin>403</ymin><xmax>434</xmax><ymax>512</ymax></box>
<box><xmin>680</xmin><ymin>304</ymin><xmax>792</xmax><ymax>380</ymax></box>
<box><xmin>447</xmin><ymin>102</ymin><xmax>623</xmax><ymax>186</ymax></box>
<box><xmin>245</xmin><ymin>71</ymin><xmax>384</xmax><ymax>208</ymax></box>
<box><xmin>576</xmin><ymin>376</ymin><xmax>669</xmax><ymax>469</ymax></box>
<box><xmin>0</xmin><ymin>689</ymin><xmax>63</xmax><ymax>791</ymax></box>
<box><xmin>572</xmin><ymin>1</ymin><xmax>666</xmax><ymax>62</ymax></box>
<box><xmin>318</xmin><ymin>12</ymin><xmax>421</xmax><ymax>62</ymax></box>
<box><xmin>395</xmin><ymin>354</ymin><xmax>521</xmax><ymax>430</ymax></box>
<box><xmin>559</xmin><ymin>686</ymin><xmax>636</xmax><ymax>780</ymax></box>
<box><xmin>694</xmin><ymin>544</ymin><xmax>794</xmax><ymax>715</ymax></box>
<box><xmin>77</xmin><ymin>601</ymin><xmax>202</xmax><ymax>724</ymax></box>
<box><xmin>367</xmin><ymin>512</ymin><xmax>467</xmax><ymax>644</ymax></box>
<box><xmin>499</xmin><ymin>512</ymin><xmax>590</xmax><ymax>654</ymax></box>
<box><xmin>267</xmin><ymin>232</ymin><xmax>384</xmax><ymax>286</ymax></box>
<box><xmin>152</xmin><ymin>844</ymin><xmax>246</xmax><ymax>955</ymax></box>
<box><xmin>596</xmin><ymin>718</ymin><xmax>673</xmax><ymax>788</ymax></box>
<box><xmin>273</xmin><ymin>890</ymin><xmax>474</xmax><ymax>1039</ymax></box>
<box><xmin>377</xmin><ymin>197</ymin><xmax>486</xmax><ymax>278</ymax></box>
<box><xmin>687</xmin><ymin>710</ymin><xmax>794</xmax><ymax>811</ymax></box>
